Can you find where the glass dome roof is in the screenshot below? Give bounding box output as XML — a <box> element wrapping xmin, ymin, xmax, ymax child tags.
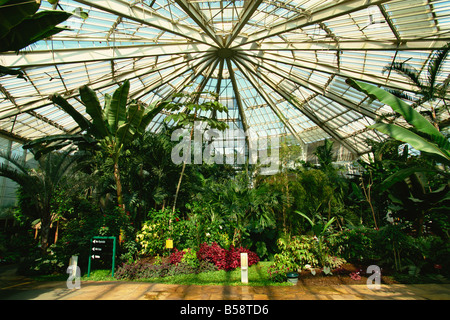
<box><xmin>1</xmin><ymin>0</ymin><xmax>450</xmax><ymax>159</ymax></box>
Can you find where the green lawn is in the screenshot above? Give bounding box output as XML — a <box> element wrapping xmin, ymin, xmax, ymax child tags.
<box><xmin>81</xmin><ymin>261</ymin><xmax>290</xmax><ymax>286</ymax></box>
<box><xmin>138</xmin><ymin>261</ymin><xmax>291</xmax><ymax>286</ymax></box>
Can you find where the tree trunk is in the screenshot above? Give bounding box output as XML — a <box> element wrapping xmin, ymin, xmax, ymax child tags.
<box><xmin>114</xmin><ymin>161</ymin><xmax>124</xmax><ymax>209</ymax></box>
<box><xmin>40</xmin><ymin>215</ymin><xmax>51</xmax><ymax>255</ymax></box>
<box><xmin>171</xmin><ymin>113</ymin><xmax>197</xmax><ymax>227</ymax></box>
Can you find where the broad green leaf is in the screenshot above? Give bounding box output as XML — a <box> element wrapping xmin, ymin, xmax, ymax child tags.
<box><xmin>33</xmin><ymin>142</ymin><xmax>71</xmax><ymax>160</ymax></box>
<box><xmin>50</xmin><ymin>94</ymin><xmax>90</xmax><ymax>131</ymax></box>
<box><xmin>370</xmin><ymin>123</ymin><xmax>450</xmax><ymax>164</ymax></box>
<box><xmin>79</xmin><ymin>85</ymin><xmax>109</xmax><ymax>139</ymax></box>
<box><xmin>323</xmin><ymin>217</ymin><xmax>335</xmax><ymax>234</ymax></box>
<box><xmin>116</xmin><ymin>103</ymin><xmax>145</xmax><ymax>147</ymax></box>
<box><xmin>103</xmin><ymin>93</ymin><xmax>111</xmax><ymax>119</ymax></box>
<box><xmin>138</xmin><ymin>100</ymin><xmax>168</xmax><ymax>133</ymax></box>
<box><xmin>0</xmin><ymin>0</ymin><xmax>40</xmax><ymax>37</ymax></box>
<box><xmin>0</xmin><ymin>10</ymin><xmax>72</xmax><ymax>52</ymax></box>
<box><xmin>296</xmin><ymin>211</ymin><xmax>314</xmax><ymax>228</ymax></box>
<box><xmin>108</xmin><ymin>80</ymin><xmax>130</xmax><ymax>133</ymax></box>
<box><xmin>346</xmin><ymin>79</ymin><xmax>443</xmax><ymax>145</ymax></box>
<box><xmin>23</xmin><ymin>133</ymin><xmax>88</xmax><ymax>149</ymax></box>
<box><xmin>378</xmin><ymin>166</ymin><xmax>437</xmax><ymax>192</ymax></box>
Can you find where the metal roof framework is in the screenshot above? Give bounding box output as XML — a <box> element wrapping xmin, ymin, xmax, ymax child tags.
<box><xmin>1</xmin><ymin>0</ymin><xmax>450</xmax><ymax>158</ymax></box>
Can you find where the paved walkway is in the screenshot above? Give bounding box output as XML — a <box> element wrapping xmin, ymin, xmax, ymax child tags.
<box><xmin>1</xmin><ymin>264</ymin><xmax>449</xmax><ymax>300</ymax></box>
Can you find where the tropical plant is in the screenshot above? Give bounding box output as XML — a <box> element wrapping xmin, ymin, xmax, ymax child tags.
<box><xmin>314</xmin><ymin>139</ymin><xmax>336</xmax><ymax>168</ymax></box>
<box><xmin>0</xmin><ymin>0</ymin><xmax>72</xmax><ymax>53</ymax></box>
<box><xmin>291</xmin><ymin>169</ymin><xmax>335</xmax><ymax>221</ymax></box>
<box><xmin>268</xmin><ymin>235</ymin><xmax>322</xmax><ymax>281</ymax></box>
<box><xmin>296</xmin><ymin>211</ymin><xmax>336</xmax><ymax>270</ymax></box>
<box><xmin>347</xmin><ymin>79</ymin><xmax>450</xmax><ymax>236</ymax></box>
<box><xmin>0</xmin><ymin>150</ymin><xmax>82</xmax><ymax>254</ymax></box>
<box><xmin>24</xmin><ymin>80</ymin><xmax>171</xmax><ymax>210</ymax></box>
<box><xmin>346</xmin><ymin>79</ymin><xmax>450</xmax><ymax>168</ymax></box>
<box><xmin>382</xmin><ymin>42</ymin><xmax>450</xmax><ymax>130</ymax></box>
<box><xmin>164</xmin><ymin>91</ymin><xmax>228</xmax><ymax>217</ymax></box>
<box><xmin>122</xmin><ymin>129</ymin><xmax>182</xmax><ymax>224</ymax></box>
<box><xmin>0</xmin><ymin>0</ymin><xmax>73</xmax><ymax>79</ymax></box>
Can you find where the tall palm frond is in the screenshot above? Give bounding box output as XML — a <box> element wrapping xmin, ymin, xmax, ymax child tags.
<box><xmin>0</xmin><ymin>149</ymin><xmax>84</xmax><ymax>253</ymax></box>
<box><xmin>427</xmin><ymin>42</ymin><xmax>450</xmax><ymax>97</ymax></box>
<box><xmin>383</xmin><ymin>61</ymin><xmax>425</xmax><ymax>94</ymax></box>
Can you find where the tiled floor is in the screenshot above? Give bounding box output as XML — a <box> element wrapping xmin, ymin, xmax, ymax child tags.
<box><xmin>1</xmin><ymin>264</ymin><xmax>449</xmax><ymax>300</ymax></box>
<box><xmin>1</xmin><ymin>279</ymin><xmax>449</xmax><ymax>300</ymax></box>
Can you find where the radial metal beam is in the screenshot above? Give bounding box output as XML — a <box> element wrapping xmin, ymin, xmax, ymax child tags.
<box><xmin>244</xmin><ymin>50</ymin><xmax>444</xmax><ymax>96</ymax></box>
<box><xmin>226</xmin><ymin>58</ymin><xmax>253</xmax><ymax>166</ymax></box>
<box><xmin>237</xmin><ymin>53</ymin><xmax>378</xmax><ymax>119</ymax></box>
<box><xmin>226</xmin><ymin>58</ymin><xmax>250</xmax><ymax>133</ymax></box>
<box><xmin>236</xmin><ymin>57</ymin><xmax>360</xmax><ymax>155</ymax></box>
<box><xmin>174</xmin><ymin>0</ymin><xmax>222</xmax><ymax>47</ymax></box>
<box><xmin>132</xmin><ymin>54</ymin><xmax>217</xmax><ymax>100</ymax></box>
<box><xmin>238</xmin><ymin>38</ymin><xmax>450</xmax><ymax>51</ymax></box>
<box><xmin>231</xmin><ymin>57</ymin><xmax>306</xmax><ymax>147</ymax></box>
<box><xmin>2</xmin><ymin>43</ymin><xmax>214</xmax><ymax>68</ymax></box>
<box><xmin>147</xmin><ymin>56</ymin><xmax>222</xmax><ymax>132</ymax></box>
<box><xmin>73</xmin><ymin>0</ymin><xmax>217</xmax><ymax>46</ymax></box>
<box><xmin>224</xmin><ymin>0</ymin><xmax>263</xmax><ymax>48</ymax></box>
<box><xmin>231</xmin><ymin>0</ymin><xmax>394</xmax><ymax>48</ymax></box>
<box><xmin>0</xmin><ymin>53</ymin><xmax>212</xmax><ymax>120</ymax></box>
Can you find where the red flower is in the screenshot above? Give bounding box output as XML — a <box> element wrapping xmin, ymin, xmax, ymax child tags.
<box><xmin>434</xmin><ymin>264</ymin><xmax>442</xmax><ymax>270</ymax></box>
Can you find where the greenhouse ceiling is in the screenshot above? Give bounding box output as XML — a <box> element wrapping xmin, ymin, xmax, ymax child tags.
<box><xmin>1</xmin><ymin>0</ymin><xmax>450</xmax><ymax>157</ymax></box>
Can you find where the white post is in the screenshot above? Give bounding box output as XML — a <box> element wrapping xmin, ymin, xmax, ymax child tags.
<box><xmin>241</xmin><ymin>253</ymin><xmax>248</xmax><ymax>284</ymax></box>
<box><xmin>69</xmin><ymin>255</ymin><xmax>78</xmax><ymax>278</ymax></box>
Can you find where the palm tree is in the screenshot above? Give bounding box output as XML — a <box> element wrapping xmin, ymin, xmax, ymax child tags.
<box><xmin>0</xmin><ymin>149</ymin><xmax>81</xmax><ymax>254</ymax></box>
<box><xmin>24</xmin><ymin>80</ymin><xmax>171</xmax><ymax>211</ymax></box>
<box><xmin>124</xmin><ymin>129</ymin><xmax>182</xmax><ymax>225</ymax></box>
<box><xmin>382</xmin><ymin>42</ymin><xmax>450</xmax><ymax>130</ymax></box>
<box><xmin>164</xmin><ymin>93</ymin><xmax>228</xmax><ymax>218</ymax></box>
<box><xmin>314</xmin><ymin>139</ymin><xmax>336</xmax><ymax>168</ymax></box>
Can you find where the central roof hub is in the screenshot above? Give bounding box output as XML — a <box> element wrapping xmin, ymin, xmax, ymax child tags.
<box><xmin>216</xmin><ymin>48</ymin><xmax>236</xmax><ymax>59</ymax></box>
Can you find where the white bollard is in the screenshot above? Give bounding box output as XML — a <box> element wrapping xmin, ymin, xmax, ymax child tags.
<box><xmin>241</xmin><ymin>252</ymin><xmax>248</xmax><ymax>284</ymax></box>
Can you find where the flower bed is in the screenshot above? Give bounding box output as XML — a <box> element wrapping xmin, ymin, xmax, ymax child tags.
<box><xmin>115</xmin><ymin>242</ymin><xmax>259</xmax><ymax>280</ymax></box>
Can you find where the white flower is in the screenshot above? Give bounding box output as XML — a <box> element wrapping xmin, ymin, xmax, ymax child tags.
<box><xmin>305</xmin><ymin>264</ymin><xmax>312</xmax><ymax>269</ymax></box>
<box><xmin>206</xmin><ymin>232</ymin><xmax>211</xmax><ymax>237</ymax></box>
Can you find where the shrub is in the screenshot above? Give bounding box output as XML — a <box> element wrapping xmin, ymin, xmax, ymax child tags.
<box><xmin>136</xmin><ymin>209</ymin><xmax>192</xmax><ymax>256</ymax></box>
<box><xmin>197</xmin><ymin>242</ymin><xmax>259</xmax><ymax>271</ymax></box>
<box><xmin>115</xmin><ymin>260</ymin><xmax>173</xmax><ymax>280</ymax></box>
<box><xmin>169</xmin><ymin>248</ymin><xmax>185</xmax><ymax>265</ymax></box>
<box><xmin>115</xmin><ymin>258</ymin><xmax>217</xmax><ymax>280</ymax></box>
<box><xmin>328</xmin><ymin>226</ymin><xmax>379</xmax><ymax>264</ymax></box>
<box><xmin>169</xmin><ymin>248</ymin><xmax>199</xmax><ymax>268</ymax></box>
<box><xmin>268</xmin><ymin>235</ymin><xmax>345</xmax><ymax>281</ymax></box>
<box><xmin>197</xmin><ymin>242</ymin><xmax>226</xmax><ymax>267</ymax></box>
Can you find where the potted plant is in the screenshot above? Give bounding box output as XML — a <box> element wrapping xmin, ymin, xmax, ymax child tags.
<box><xmin>286</xmin><ymin>272</ymin><xmax>299</xmax><ymax>284</ymax></box>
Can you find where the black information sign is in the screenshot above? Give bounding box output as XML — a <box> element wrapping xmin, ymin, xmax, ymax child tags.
<box><xmin>87</xmin><ymin>236</ymin><xmax>116</xmax><ymax>277</ymax></box>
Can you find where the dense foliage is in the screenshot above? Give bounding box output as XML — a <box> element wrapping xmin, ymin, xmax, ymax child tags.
<box><xmin>0</xmin><ymin>78</ymin><xmax>448</xmax><ymax>285</ymax></box>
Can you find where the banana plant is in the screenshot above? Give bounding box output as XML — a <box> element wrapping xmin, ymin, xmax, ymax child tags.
<box><xmin>24</xmin><ymin>79</ymin><xmax>171</xmax><ymax>208</ymax></box>
<box><xmin>0</xmin><ymin>0</ymin><xmax>72</xmax><ymax>79</ymax></box>
<box><xmin>346</xmin><ymin>79</ymin><xmax>450</xmax><ymax>171</ymax></box>
<box><xmin>296</xmin><ymin>210</ymin><xmax>335</xmax><ymax>271</ymax></box>
<box><xmin>347</xmin><ymin>79</ymin><xmax>450</xmax><ymax>236</ymax></box>
<box><xmin>0</xmin><ymin>0</ymin><xmax>72</xmax><ymax>52</ymax></box>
